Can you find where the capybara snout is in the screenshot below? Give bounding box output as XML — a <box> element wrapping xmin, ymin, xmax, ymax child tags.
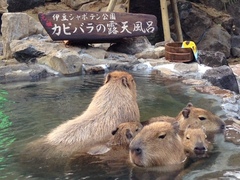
<box><xmin>194</xmin><ymin>144</ymin><xmax>207</xmax><ymax>156</ymax></box>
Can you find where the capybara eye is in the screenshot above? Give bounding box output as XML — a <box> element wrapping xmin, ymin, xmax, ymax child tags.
<box><xmin>158</xmin><ymin>134</ymin><xmax>166</xmax><ymax>139</ymax></box>
<box><xmin>199</xmin><ymin>117</ymin><xmax>206</xmax><ymax>121</ymax></box>
<box><xmin>135</xmin><ymin>128</ymin><xmax>139</xmax><ymax>132</ymax></box>
<box><xmin>135</xmin><ymin>148</ymin><xmax>142</xmax><ymax>155</ymax></box>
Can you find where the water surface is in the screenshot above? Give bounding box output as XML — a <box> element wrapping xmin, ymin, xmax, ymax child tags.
<box><xmin>0</xmin><ymin>71</ymin><xmax>239</xmax><ymax>179</ymax></box>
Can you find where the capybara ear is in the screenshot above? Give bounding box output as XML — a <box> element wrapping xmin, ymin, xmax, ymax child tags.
<box><xmin>122</xmin><ymin>76</ymin><xmax>129</xmax><ymax>88</ymax></box>
<box><xmin>182</xmin><ymin>108</ymin><xmax>191</xmax><ymax>119</ymax></box>
<box><xmin>172</xmin><ymin>121</ymin><xmax>180</xmax><ymax>134</ymax></box>
<box><xmin>126</xmin><ymin>129</ymin><xmax>133</xmax><ymax>139</ymax></box>
<box><xmin>104</xmin><ymin>73</ymin><xmax>111</xmax><ymax>84</ymax></box>
<box><xmin>112</xmin><ymin>128</ymin><xmax>119</xmax><ymax>135</ymax></box>
<box><xmin>186</xmin><ymin>102</ymin><xmax>193</xmax><ymax>108</ymax></box>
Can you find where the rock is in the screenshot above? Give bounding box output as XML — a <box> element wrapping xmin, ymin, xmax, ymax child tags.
<box><xmin>197</xmin><ymin>25</ymin><xmax>231</xmax><ymax>58</ymax></box>
<box><xmin>194</xmin><ymin>85</ymin><xmax>235</xmax><ymax>98</ymax></box>
<box><xmin>231</xmin><ymin>36</ymin><xmax>240</xmax><ymax>57</ymax></box>
<box><xmin>8</xmin><ymin>0</ymin><xmax>45</xmax><ymax>12</ymax></box>
<box><xmin>61</xmin><ymin>0</ymin><xmax>93</xmax><ymax>10</ymax></box>
<box><xmin>13</xmin><ymin>45</ymin><xmax>45</xmax><ymax>64</ymax></box>
<box><xmin>107</xmin><ymin>36</ymin><xmax>152</xmax><ymax>55</ymax></box>
<box><xmin>231</xmin><ymin>35</ymin><xmax>240</xmax><ymax>48</ymax></box>
<box><xmin>78</xmin><ymin>1</ymin><xmax>108</xmax><ymax>11</ymax></box>
<box><xmin>37</xmin><ymin>50</ymin><xmax>83</xmax><ymax>75</ymax></box>
<box><xmin>1</xmin><ymin>13</ymin><xmax>47</xmax><ymax>59</ymax></box>
<box><xmin>135</xmin><ymin>46</ymin><xmax>165</xmax><ymax>59</ymax></box>
<box><xmin>231</xmin><ymin>47</ymin><xmax>240</xmax><ymax>57</ymax></box>
<box><xmin>178</xmin><ymin>2</ymin><xmax>231</xmax><ymax>58</ymax></box>
<box><xmin>198</xmin><ymin>50</ymin><xmax>228</xmax><ymax>67</ymax></box>
<box><xmin>0</xmin><ymin>63</ymin><xmax>51</xmax><ymax>83</ymax></box>
<box><xmin>104</xmin><ymin>52</ymin><xmax>132</xmax><ymax>61</ymax></box>
<box><xmin>179</xmin><ymin>2</ymin><xmax>212</xmax><ymax>41</ymax></box>
<box><xmin>174</xmin><ymin>63</ymin><xmax>198</xmax><ymax>74</ymax></box>
<box><xmin>80</xmin><ymin>47</ymin><xmax>107</xmax><ymax>60</ymax></box>
<box><xmin>202</xmin><ymin>65</ymin><xmax>239</xmax><ymax>94</ymax></box>
<box><xmin>225</xmin><ymin>119</ymin><xmax>240</xmax><ymax>145</ymax></box>
<box><xmin>83</xmin><ymin>64</ymin><xmax>106</xmax><ymax>74</ymax></box>
<box><xmin>198</xmin><ymin>0</ymin><xmax>224</xmax><ymax>11</ymax></box>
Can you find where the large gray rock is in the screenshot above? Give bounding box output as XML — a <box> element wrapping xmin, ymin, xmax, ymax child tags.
<box><xmin>179</xmin><ymin>2</ymin><xmax>212</xmax><ymax>41</ymax></box>
<box><xmin>13</xmin><ymin>45</ymin><xmax>45</xmax><ymax>64</ymax></box>
<box><xmin>202</xmin><ymin>65</ymin><xmax>239</xmax><ymax>94</ymax></box>
<box><xmin>231</xmin><ymin>36</ymin><xmax>240</xmax><ymax>57</ymax></box>
<box><xmin>0</xmin><ymin>63</ymin><xmax>51</xmax><ymax>83</ymax></box>
<box><xmin>37</xmin><ymin>50</ymin><xmax>83</xmax><ymax>75</ymax></box>
<box><xmin>8</xmin><ymin>0</ymin><xmax>44</xmax><ymax>12</ymax></box>
<box><xmin>178</xmin><ymin>2</ymin><xmax>231</xmax><ymax>58</ymax></box>
<box><xmin>198</xmin><ymin>50</ymin><xmax>228</xmax><ymax>67</ymax></box>
<box><xmin>1</xmin><ymin>13</ymin><xmax>47</xmax><ymax>59</ymax></box>
<box><xmin>197</xmin><ymin>24</ymin><xmax>231</xmax><ymax>58</ymax></box>
<box><xmin>107</xmin><ymin>36</ymin><xmax>152</xmax><ymax>55</ymax></box>
<box><xmin>231</xmin><ymin>47</ymin><xmax>240</xmax><ymax>58</ymax></box>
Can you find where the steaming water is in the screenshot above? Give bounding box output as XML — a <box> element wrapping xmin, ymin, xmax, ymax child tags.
<box><xmin>0</xmin><ymin>71</ymin><xmax>239</xmax><ymax>180</ymax></box>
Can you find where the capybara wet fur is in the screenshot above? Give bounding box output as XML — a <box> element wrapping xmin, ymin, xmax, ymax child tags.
<box><xmin>20</xmin><ymin>71</ymin><xmax>140</xmax><ymax>173</ymax></box>
<box><xmin>143</xmin><ymin>103</ymin><xmax>225</xmax><ymax>134</ymax></box>
<box><xmin>129</xmin><ymin>121</ymin><xmax>187</xmax><ymax>167</ymax></box>
<box><xmin>177</xmin><ymin>103</ymin><xmax>225</xmax><ymax>133</ymax></box>
<box><xmin>182</xmin><ymin>125</ymin><xmax>213</xmax><ymax>159</ymax></box>
<box><xmin>67</xmin><ymin>122</ymin><xmax>143</xmax><ymax>173</ymax></box>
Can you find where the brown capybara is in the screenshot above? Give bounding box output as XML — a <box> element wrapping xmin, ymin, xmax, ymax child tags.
<box><xmin>107</xmin><ymin>121</ymin><xmax>143</xmax><ymax>149</ymax></box>
<box><xmin>21</xmin><ymin>71</ymin><xmax>140</xmax><ymax>170</ymax></box>
<box><xmin>176</xmin><ymin>103</ymin><xmax>225</xmax><ymax>133</ymax></box>
<box><xmin>182</xmin><ymin>125</ymin><xmax>213</xmax><ymax>159</ymax></box>
<box><xmin>87</xmin><ymin>121</ymin><xmax>143</xmax><ymax>155</ymax></box>
<box><xmin>129</xmin><ymin>121</ymin><xmax>187</xmax><ymax>167</ymax></box>
<box><xmin>143</xmin><ymin>103</ymin><xmax>225</xmax><ymax>134</ymax></box>
<box><xmin>66</xmin><ymin>122</ymin><xmax>143</xmax><ymax>174</ymax></box>
<box><xmin>142</xmin><ymin>115</ymin><xmax>176</xmax><ymax>126</ymax></box>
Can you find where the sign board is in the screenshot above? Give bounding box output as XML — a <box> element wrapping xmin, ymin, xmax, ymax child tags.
<box><xmin>38</xmin><ymin>11</ymin><xmax>158</xmax><ymax>42</ymax></box>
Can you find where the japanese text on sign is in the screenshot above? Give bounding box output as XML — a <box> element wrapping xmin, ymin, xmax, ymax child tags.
<box><xmin>50</xmin><ymin>12</ymin><xmax>155</xmax><ymax>36</ymax></box>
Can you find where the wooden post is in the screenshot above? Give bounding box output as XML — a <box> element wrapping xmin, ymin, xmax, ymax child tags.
<box><xmin>170</xmin><ymin>0</ymin><xmax>183</xmax><ymax>42</ymax></box>
<box><xmin>106</xmin><ymin>0</ymin><xmax>117</xmax><ymax>12</ymax></box>
<box><xmin>160</xmin><ymin>0</ymin><xmax>171</xmax><ymax>41</ymax></box>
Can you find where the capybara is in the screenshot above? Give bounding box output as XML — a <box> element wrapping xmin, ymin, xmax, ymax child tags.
<box><xmin>143</xmin><ymin>103</ymin><xmax>225</xmax><ymax>134</ymax></box>
<box><xmin>87</xmin><ymin>121</ymin><xmax>143</xmax><ymax>155</ymax></box>
<box><xmin>142</xmin><ymin>115</ymin><xmax>176</xmax><ymax>126</ymax></box>
<box><xmin>129</xmin><ymin>121</ymin><xmax>187</xmax><ymax>167</ymax></box>
<box><xmin>107</xmin><ymin>121</ymin><xmax>143</xmax><ymax>149</ymax></box>
<box><xmin>67</xmin><ymin>122</ymin><xmax>143</xmax><ymax>174</ymax></box>
<box><xmin>21</xmin><ymin>71</ymin><xmax>140</xmax><ymax>171</ymax></box>
<box><xmin>182</xmin><ymin>125</ymin><xmax>213</xmax><ymax>158</ymax></box>
<box><xmin>176</xmin><ymin>103</ymin><xmax>225</xmax><ymax>133</ymax></box>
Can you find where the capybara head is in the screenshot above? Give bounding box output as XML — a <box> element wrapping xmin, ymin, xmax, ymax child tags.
<box><xmin>182</xmin><ymin>125</ymin><xmax>212</xmax><ymax>158</ymax></box>
<box><xmin>107</xmin><ymin>122</ymin><xmax>143</xmax><ymax>148</ymax></box>
<box><xmin>142</xmin><ymin>116</ymin><xmax>177</xmax><ymax>126</ymax></box>
<box><xmin>129</xmin><ymin>121</ymin><xmax>186</xmax><ymax>167</ymax></box>
<box><xmin>104</xmin><ymin>71</ymin><xmax>137</xmax><ymax>99</ymax></box>
<box><xmin>176</xmin><ymin>103</ymin><xmax>225</xmax><ymax>133</ymax></box>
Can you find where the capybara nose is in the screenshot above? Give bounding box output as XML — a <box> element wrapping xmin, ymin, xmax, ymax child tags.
<box><xmin>221</xmin><ymin>124</ymin><xmax>225</xmax><ymax>130</ymax></box>
<box><xmin>131</xmin><ymin>148</ymin><xmax>142</xmax><ymax>155</ymax></box>
<box><xmin>194</xmin><ymin>146</ymin><xmax>206</xmax><ymax>155</ymax></box>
